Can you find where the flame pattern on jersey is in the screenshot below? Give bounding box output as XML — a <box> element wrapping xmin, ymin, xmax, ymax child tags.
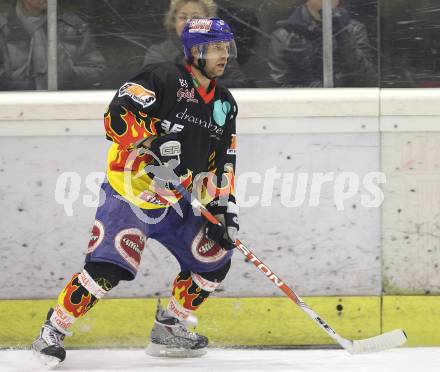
<box><xmin>105</xmin><ymin>106</ymin><xmax>160</xmax><ymax>150</ymax></box>
<box><xmin>105</xmin><ymin>107</ymin><xmax>160</xmax><ymax>173</ymax></box>
<box><xmin>172</xmin><ymin>272</ymin><xmax>210</xmax><ymax>311</ymax></box>
<box><xmin>57</xmin><ymin>273</ymin><xmax>99</xmax><ymax>319</ymax></box>
<box><xmin>104</xmin><ymin>63</ymin><xmax>237</xmax><ymax>210</ymax></box>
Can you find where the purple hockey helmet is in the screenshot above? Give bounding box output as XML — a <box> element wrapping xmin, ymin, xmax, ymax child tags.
<box><xmin>181</xmin><ymin>18</ymin><xmax>237</xmax><ymax>62</ymax></box>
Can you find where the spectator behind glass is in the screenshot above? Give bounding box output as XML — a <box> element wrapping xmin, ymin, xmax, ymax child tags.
<box><xmin>142</xmin><ymin>0</ymin><xmax>252</xmax><ymax>88</ymax></box>
<box><xmin>268</xmin><ymin>0</ymin><xmax>377</xmax><ymax>87</ymax></box>
<box><xmin>0</xmin><ymin>0</ymin><xmax>105</xmax><ymax>90</ymax></box>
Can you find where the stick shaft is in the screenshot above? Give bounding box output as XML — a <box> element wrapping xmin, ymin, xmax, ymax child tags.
<box><xmin>172</xmin><ymin>182</ymin><xmax>351</xmax><ymax>350</ymax></box>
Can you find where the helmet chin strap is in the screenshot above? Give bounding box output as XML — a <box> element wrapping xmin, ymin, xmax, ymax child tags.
<box><xmin>194</xmin><ymin>58</ymin><xmax>217</xmax><ymax>80</ymax></box>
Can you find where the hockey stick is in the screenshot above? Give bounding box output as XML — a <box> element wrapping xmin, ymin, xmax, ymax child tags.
<box><xmin>171</xmin><ymin>180</ymin><xmax>407</xmax><ymax>354</ymax></box>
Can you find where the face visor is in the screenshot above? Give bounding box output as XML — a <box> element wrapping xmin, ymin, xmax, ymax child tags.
<box><xmin>193</xmin><ymin>40</ymin><xmax>238</xmax><ymax>60</ymax></box>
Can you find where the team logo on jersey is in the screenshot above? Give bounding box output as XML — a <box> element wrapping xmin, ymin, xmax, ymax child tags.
<box><xmin>115</xmin><ymin>228</ymin><xmax>147</xmax><ymax>270</ymax></box>
<box><xmin>191</xmin><ymin>227</ymin><xmax>227</xmax><ymax>263</ymax></box>
<box><xmin>179</xmin><ymin>79</ymin><xmax>189</xmax><ymax>88</ymax></box>
<box><xmin>227</xmin><ymin>134</ymin><xmax>237</xmax><ymax>155</ymax></box>
<box><xmin>87</xmin><ymin>220</ymin><xmax>105</xmax><ymax>254</ymax></box>
<box><xmin>188</xmin><ymin>19</ymin><xmax>213</xmax><ymax>33</ymax></box>
<box><xmin>118</xmin><ymin>82</ymin><xmax>156</xmax><ymax>108</ymax></box>
<box><xmin>161</xmin><ymin>120</ymin><xmax>184</xmax><ymax>134</ymax></box>
<box><xmin>213</xmin><ymin>99</ymin><xmax>231</xmax><ymax>126</ymax></box>
<box><xmin>177</xmin><ymin>87</ymin><xmax>198</xmax><ymax>103</ymax></box>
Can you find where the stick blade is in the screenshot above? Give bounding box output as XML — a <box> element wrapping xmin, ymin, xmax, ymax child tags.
<box><xmin>351</xmin><ymin>329</ymin><xmax>407</xmax><ymax>354</ymax></box>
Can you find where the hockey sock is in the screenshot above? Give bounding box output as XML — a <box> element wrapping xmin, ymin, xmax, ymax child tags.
<box><xmin>50</xmin><ymin>262</ymin><xmax>131</xmax><ymax>334</ymax></box>
<box><xmin>167</xmin><ymin>260</ymin><xmax>231</xmax><ymax>322</ymax></box>
<box><xmin>49</xmin><ymin>262</ymin><xmax>131</xmax><ymax>334</ymax></box>
<box><xmin>50</xmin><ymin>269</ymin><xmax>108</xmax><ymax>335</ymax></box>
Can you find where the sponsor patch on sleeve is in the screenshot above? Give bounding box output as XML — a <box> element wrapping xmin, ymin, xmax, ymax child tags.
<box><xmin>118</xmin><ymin>82</ymin><xmax>156</xmax><ymax>109</ymax></box>
<box><xmin>227</xmin><ymin>134</ymin><xmax>237</xmax><ymax>155</ymax></box>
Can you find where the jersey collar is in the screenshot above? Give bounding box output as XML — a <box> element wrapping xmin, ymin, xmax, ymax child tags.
<box><xmin>185</xmin><ymin>63</ymin><xmax>216</xmax><ymax>104</ymax></box>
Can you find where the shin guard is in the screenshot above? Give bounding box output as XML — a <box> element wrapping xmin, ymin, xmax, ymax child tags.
<box><xmin>167</xmin><ymin>262</ymin><xmax>230</xmax><ymax>324</ymax></box>
<box><xmin>50</xmin><ymin>270</ymin><xmax>108</xmax><ymax>334</ymax></box>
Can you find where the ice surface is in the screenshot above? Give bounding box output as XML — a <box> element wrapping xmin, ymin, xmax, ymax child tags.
<box><xmin>1</xmin><ymin>348</ymin><xmax>439</xmax><ymax>372</ymax></box>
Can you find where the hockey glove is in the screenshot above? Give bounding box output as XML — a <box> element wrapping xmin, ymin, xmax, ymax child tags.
<box><xmin>205</xmin><ymin>197</ymin><xmax>239</xmax><ymax>251</ymax></box>
<box><xmin>144</xmin><ymin>134</ymin><xmax>182</xmax><ymax>184</ymax></box>
<box><xmin>149</xmin><ymin>134</ymin><xmax>181</xmax><ymax>167</ymax></box>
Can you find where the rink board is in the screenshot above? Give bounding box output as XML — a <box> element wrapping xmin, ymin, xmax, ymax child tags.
<box><xmin>1</xmin><ymin>297</ymin><xmax>380</xmax><ymax>348</ymax></box>
<box><xmin>1</xmin><ymin>296</ymin><xmax>436</xmax><ymax>348</ymax></box>
<box><xmin>383</xmin><ymin>296</ymin><xmax>440</xmax><ymax>346</ymax></box>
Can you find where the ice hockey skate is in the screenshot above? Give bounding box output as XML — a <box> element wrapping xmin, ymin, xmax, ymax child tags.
<box><xmin>146</xmin><ymin>300</ymin><xmax>208</xmax><ymax>358</ymax></box>
<box><xmin>32</xmin><ymin>308</ymin><xmax>67</xmax><ymax>369</ymax></box>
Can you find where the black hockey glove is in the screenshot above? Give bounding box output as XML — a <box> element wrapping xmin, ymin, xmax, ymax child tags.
<box><xmin>205</xmin><ymin>197</ymin><xmax>239</xmax><ymax>251</ymax></box>
<box><xmin>143</xmin><ymin>134</ymin><xmax>182</xmax><ymax>185</ymax></box>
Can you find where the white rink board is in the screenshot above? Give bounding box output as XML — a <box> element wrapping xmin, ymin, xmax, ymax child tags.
<box><xmin>0</xmin><ymin>132</ymin><xmax>381</xmax><ymax>299</ymax></box>
<box><xmin>1</xmin><ymin>348</ymin><xmax>440</xmax><ymax>372</ymax></box>
<box><xmin>381</xmin><ymin>132</ymin><xmax>440</xmax><ymax>294</ymax></box>
<box><xmin>2</xmin><ymin>88</ymin><xmax>440</xmax><ymax>299</ymax></box>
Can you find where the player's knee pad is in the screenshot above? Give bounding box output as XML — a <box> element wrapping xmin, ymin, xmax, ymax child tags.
<box><xmin>197</xmin><ymin>259</ymin><xmax>231</xmax><ymax>283</ymax></box>
<box><xmin>84</xmin><ymin>261</ymin><xmax>132</xmax><ymax>290</ymax></box>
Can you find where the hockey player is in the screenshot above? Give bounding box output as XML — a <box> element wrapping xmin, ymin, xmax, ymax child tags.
<box><xmin>32</xmin><ymin>17</ymin><xmax>239</xmax><ymax>367</ymax></box>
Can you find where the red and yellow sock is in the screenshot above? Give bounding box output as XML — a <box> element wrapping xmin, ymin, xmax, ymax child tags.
<box><xmin>50</xmin><ymin>269</ymin><xmax>108</xmax><ymax>334</ymax></box>
<box><xmin>166</xmin><ymin>271</ymin><xmax>220</xmax><ymax>323</ymax></box>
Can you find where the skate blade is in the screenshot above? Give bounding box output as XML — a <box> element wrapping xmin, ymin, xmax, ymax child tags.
<box><xmin>32</xmin><ymin>350</ymin><xmax>63</xmax><ymax>370</ymax></box>
<box><xmin>145</xmin><ymin>342</ymin><xmax>207</xmax><ymax>358</ymax></box>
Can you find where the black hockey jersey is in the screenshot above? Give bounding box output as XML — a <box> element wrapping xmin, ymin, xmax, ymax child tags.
<box><xmin>104</xmin><ymin>62</ymin><xmax>237</xmax><ymax>209</ymax></box>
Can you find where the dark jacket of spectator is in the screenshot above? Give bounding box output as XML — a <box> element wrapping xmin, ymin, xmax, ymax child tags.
<box><xmin>268</xmin><ymin>4</ymin><xmax>377</xmax><ymax>87</ymax></box>
<box><xmin>142</xmin><ymin>33</ymin><xmax>253</xmax><ymax>88</ymax></box>
<box><xmin>0</xmin><ymin>0</ymin><xmax>105</xmax><ymax>90</ymax></box>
